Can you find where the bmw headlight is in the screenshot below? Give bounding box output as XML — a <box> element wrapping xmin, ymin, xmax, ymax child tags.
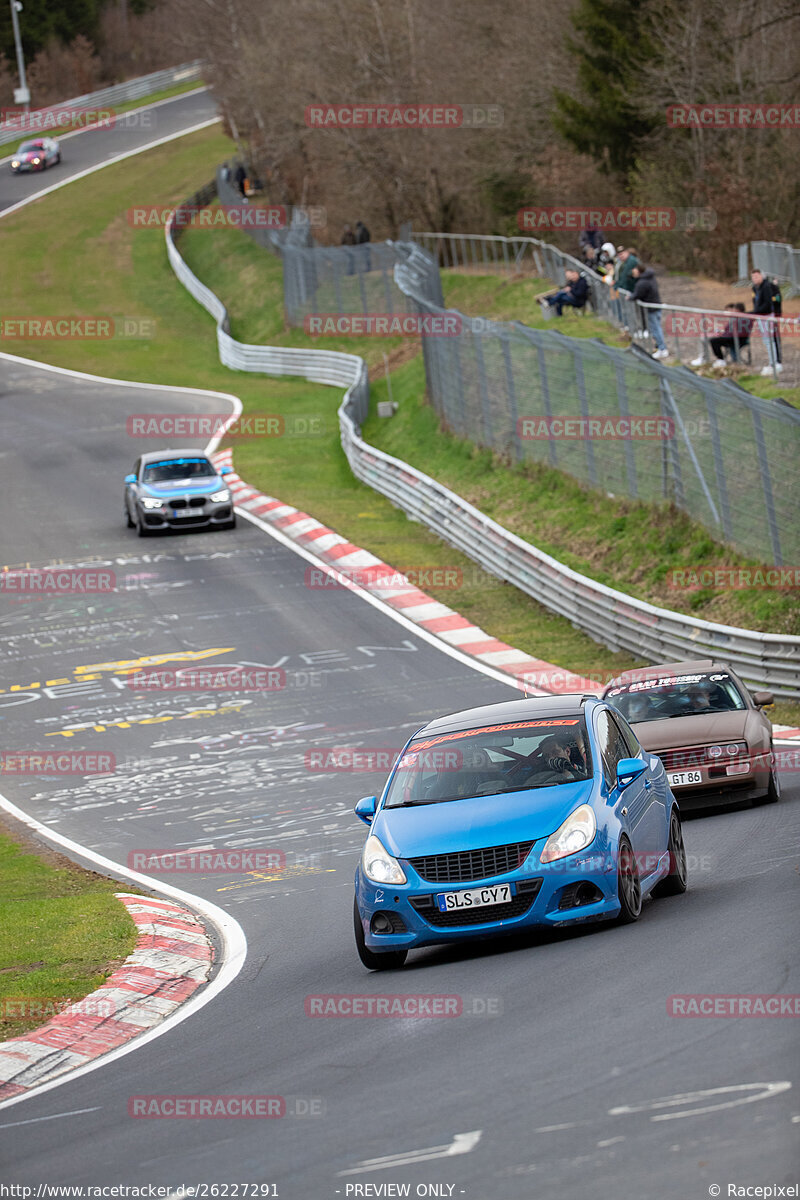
<box><xmin>141</xmin><ymin>497</ymin><xmax>165</xmax><ymax>510</ymax></box>
<box><xmin>210</xmin><ymin>489</ymin><xmax>231</xmax><ymax>503</ymax></box>
<box><xmin>362</xmin><ymin>834</ymin><xmax>406</xmax><ymax>884</ymax></box>
<box><xmin>540</xmin><ymin>804</ymin><xmax>597</xmax><ymax>863</ymax></box>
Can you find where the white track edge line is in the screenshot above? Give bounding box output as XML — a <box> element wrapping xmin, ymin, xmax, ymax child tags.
<box><xmin>0</xmin><ymin>116</ymin><xmax>220</xmax><ymax>220</ymax></box>
<box><xmin>0</xmin><ymin>87</ymin><xmax>208</xmax><ymax>167</ymax></box>
<box><xmin>0</xmin><ymin>789</ymin><xmax>248</xmax><ymax>1114</ymax></box>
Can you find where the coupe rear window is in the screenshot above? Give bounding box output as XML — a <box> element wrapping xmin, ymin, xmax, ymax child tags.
<box><xmin>383</xmin><ymin>717</ymin><xmax>592</xmax><ymax>807</ymax></box>
<box><xmin>605</xmin><ymin>672</ymin><xmax>746</xmax><ymax>723</ymax></box>
<box><xmin>142</xmin><ymin>458</ymin><xmax>214</xmax><ymax>482</ymax></box>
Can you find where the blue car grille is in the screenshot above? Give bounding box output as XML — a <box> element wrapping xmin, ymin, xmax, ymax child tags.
<box><xmin>410</xmin><ymin>881</ymin><xmax>542</xmax><ymax>928</ymax></box>
<box><xmin>408</xmin><ymin>840</ymin><xmax>535</xmax><ymax>884</ymax></box>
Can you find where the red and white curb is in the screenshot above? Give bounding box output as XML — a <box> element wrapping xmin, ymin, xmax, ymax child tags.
<box><xmin>0</xmin><ymin>894</ymin><xmax>212</xmax><ymax>1101</ymax></box>
<box><xmin>216</xmin><ymin>449</ymin><xmax>800</xmax><ymax>744</ymax></box>
<box><xmin>214</xmin><ymin>449</ymin><xmax>600</xmax><ymax>697</ymax></box>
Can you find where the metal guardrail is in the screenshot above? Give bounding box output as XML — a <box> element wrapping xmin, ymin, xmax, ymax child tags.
<box><xmin>165</xmin><ymin>184</ymin><xmax>800</xmax><ymax>697</ymax></box>
<box><xmin>738</xmin><ymin>241</ymin><xmax>800</xmax><ymax>296</ymax></box>
<box><xmin>0</xmin><ymin>60</ymin><xmax>204</xmax><ymax>148</ymax></box>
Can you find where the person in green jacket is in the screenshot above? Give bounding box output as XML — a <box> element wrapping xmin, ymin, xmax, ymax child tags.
<box><xmin>616</xmin><ymin>246</ymin><xmax>639</xmax><ymax>293</ymax></box>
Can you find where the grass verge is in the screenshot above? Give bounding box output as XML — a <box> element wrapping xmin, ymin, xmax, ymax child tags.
<box><xmin>0</xmin><ymin>821</ymin><xmax>138</xmax><ymax>1041</ymax></box>
<box><xmin>3</xmin><ymin>125</ymin><xmax>797</xmax><ymax>722</ymax></box>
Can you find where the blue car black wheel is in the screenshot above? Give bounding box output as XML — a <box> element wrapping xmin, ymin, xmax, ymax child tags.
<box><xmin>616</xmin><ymin>836</ymin><xmax>642</xmax><ymax>922</ymax></box>
<box><xmin>653</xmin><ymin>809</ymin><xmax>688</xmax><ymax>897</ymax></box>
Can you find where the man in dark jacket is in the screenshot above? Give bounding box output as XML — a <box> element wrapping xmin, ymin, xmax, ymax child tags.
<box><xmin>355</xmin><ymin>221</ymin><xmax>370</xmax><ymax>244</ymax></box>
<box><xmin>751</xmin><ymin>268</ymin><xmax>783</xmax><ymax>375</ymax></box>
<box><xmin>632</xmin><ymin>263</ymin><xmax>668</xmax><ymax>358</ymax></box>
<box><xmin>539</xmin><ymin>268</ymin><xmax>589</xmax><ymax>317</ymax></box>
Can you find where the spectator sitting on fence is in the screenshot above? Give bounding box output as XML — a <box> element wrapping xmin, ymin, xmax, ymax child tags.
<box><xmin>690</xmin><ymin>304</ymin><xmax>752</xmax><ymax>369</ymax></box>
<box><xmin>751</xmin><ymin>267</ymin><xmax>783</xmax><ymax>376</ymax></box>
<box><xmin>631</xmin><ymin>263</ymin><xmax>668</xmax><ymax>359</ymax></box>
<box><xmin>538</xmin><ymin>268</ymin><xmax>589</xmax><ymax>317</ymax></box>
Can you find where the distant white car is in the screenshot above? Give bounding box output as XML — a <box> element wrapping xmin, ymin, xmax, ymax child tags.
<box><xmin>11</xmin><ymin>137</ymin><xmax>61</xmax><ymax>173</ymax></box>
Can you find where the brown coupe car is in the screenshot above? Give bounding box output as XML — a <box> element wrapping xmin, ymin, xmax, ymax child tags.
<box><xmin>603</xmin><ymin>659</ymin><xmax>779</xmax><ymax>809</ymax></box>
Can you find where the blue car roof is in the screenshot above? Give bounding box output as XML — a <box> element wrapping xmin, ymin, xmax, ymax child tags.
<box><xmin>416</xmin><ymin>694</ymin><xmax>599</xmax><ymax>737</ymax></box>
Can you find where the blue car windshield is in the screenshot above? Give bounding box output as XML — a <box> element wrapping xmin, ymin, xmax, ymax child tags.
<box><xmin>142</xmin><ymin>458</ymin><xmax>215</xmax><ymax>483</ymax></box>
<box><xmin>606</xmin><ymin>671</ymin><xmax>746</xmax><ymax>723</ymax></box>
<box><xmin>20</xmin><ymin>141</ymin><xmax>46</xmax><ymax>153</ymax></box>
<box><xmin>383</xmin><ymin>717</ymin><xmax>592</xmax><ymax>807</ymax></box>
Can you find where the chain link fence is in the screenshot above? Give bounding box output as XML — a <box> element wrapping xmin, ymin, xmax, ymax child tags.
<box><xmin>739</xmin><ymin>240</ymin><xmax>800</xmax><ymax>296</ymax></box>
<box><xmin>414</xmin><ymin>231</ymin><xmax>796</xmax><ymax>379</ymax></box>
<box><xmin>210</xmin><ymin>169</ymin><xmax>799</xmax><ymax>565</ymax></box>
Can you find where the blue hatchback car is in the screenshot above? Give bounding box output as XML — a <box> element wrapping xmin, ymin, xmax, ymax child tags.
<box><xmin>353</xmin><ymin>695</ymin><xmax>687</xmax><ymax>969</ymax></box>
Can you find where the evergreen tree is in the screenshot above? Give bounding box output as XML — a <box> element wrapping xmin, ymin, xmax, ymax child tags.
<box><xmin>552</xmin><ymin>0</ymin><xmax>659</xmax><ymax>178</ymax></box>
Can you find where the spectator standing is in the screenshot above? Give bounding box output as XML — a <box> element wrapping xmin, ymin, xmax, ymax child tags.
<box><xmin>632</xmin><ymin>263</ymin><xmax>668</xmax><ymax>358</ymax></box>
<box><xmin>355</xmin><ymin>220</ymin><xmax>371</xmax><ymax>270</ymax></box>
<box><xmin>578</xmin><ymin>225</ymin><xmax>602</xmax><ymax>265</ymax></box>
<box><xmin>751</xmin><ymin>268</ymin><xmax>782</xmax><ymax>375</ymax></box>
<box><xmin>341</xmin><ymin>224</ymin><xmax>356</xmax><ymax>245</ymax></box>
<box><xmin>615</xmin><ymin>246</ymin><xmax>640</xmax><ymax>334</ymax></box>
<box><xmin>234</xmin><ymin>163</ymin><xmax>247</xmax><ymax>197</ymax></box>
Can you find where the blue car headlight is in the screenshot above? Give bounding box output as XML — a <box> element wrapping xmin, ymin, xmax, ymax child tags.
<box><xmin>362</xmin><ymin>834</ymin><xmax>406</xmax><ymax>884</ymax></box>
<box><xmin>141</xmin><ymin>497</ymin><xmax>165</xmax><ymax>509</ymax></box>
<box><xmin>210</xmin><ymin>488</ymin><xmax>231</xmax><ymax>503</ymax></box>
<box><xmin>540</xmin><ymin>804</ymin><xmax>597</xmax><ymax>863</ymax></box>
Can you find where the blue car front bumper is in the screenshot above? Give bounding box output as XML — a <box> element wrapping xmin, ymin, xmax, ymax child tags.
<box><xmin>355</xmin><ymin>842</ymin><xmax>669</xmax><ymax>952</ymax></box>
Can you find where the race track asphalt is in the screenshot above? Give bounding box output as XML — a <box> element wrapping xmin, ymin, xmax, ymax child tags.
<box><xmin>0</xmin><ymin>356</ymin><xmax>797</xmax><ymax>1198</ymax></box>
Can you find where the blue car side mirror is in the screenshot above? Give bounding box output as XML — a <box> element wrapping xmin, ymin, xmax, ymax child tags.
<box><xmin>219</xmin><ymin>465</ymin><xmax>232</xmax><ymax>476</ymax></box>
<box><xmin>124</xmin><ymin>473</ymin><xmax>136</xmax><ymax>484</ymax></box>
<box><xmin>354</xmin><ymin>795</ymin><xmax>377</xmax><ymax>825</ymax></box>
<box><xmin>616</xmin><ymin>756</ymin><xmax>648</xmax><ymax>789</ymax></box>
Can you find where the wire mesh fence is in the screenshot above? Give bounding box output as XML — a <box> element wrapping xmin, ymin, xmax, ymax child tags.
<box><xmin>210</xmin><ymin>168</ymin><xmax>800</xmax><ymax>565</ymax></box>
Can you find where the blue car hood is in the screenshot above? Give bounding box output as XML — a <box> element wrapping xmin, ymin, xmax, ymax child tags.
<box><xmin>374</xmin><ymin>779</ymin><xmax>595</xmax><ymax>860</ymax></box>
